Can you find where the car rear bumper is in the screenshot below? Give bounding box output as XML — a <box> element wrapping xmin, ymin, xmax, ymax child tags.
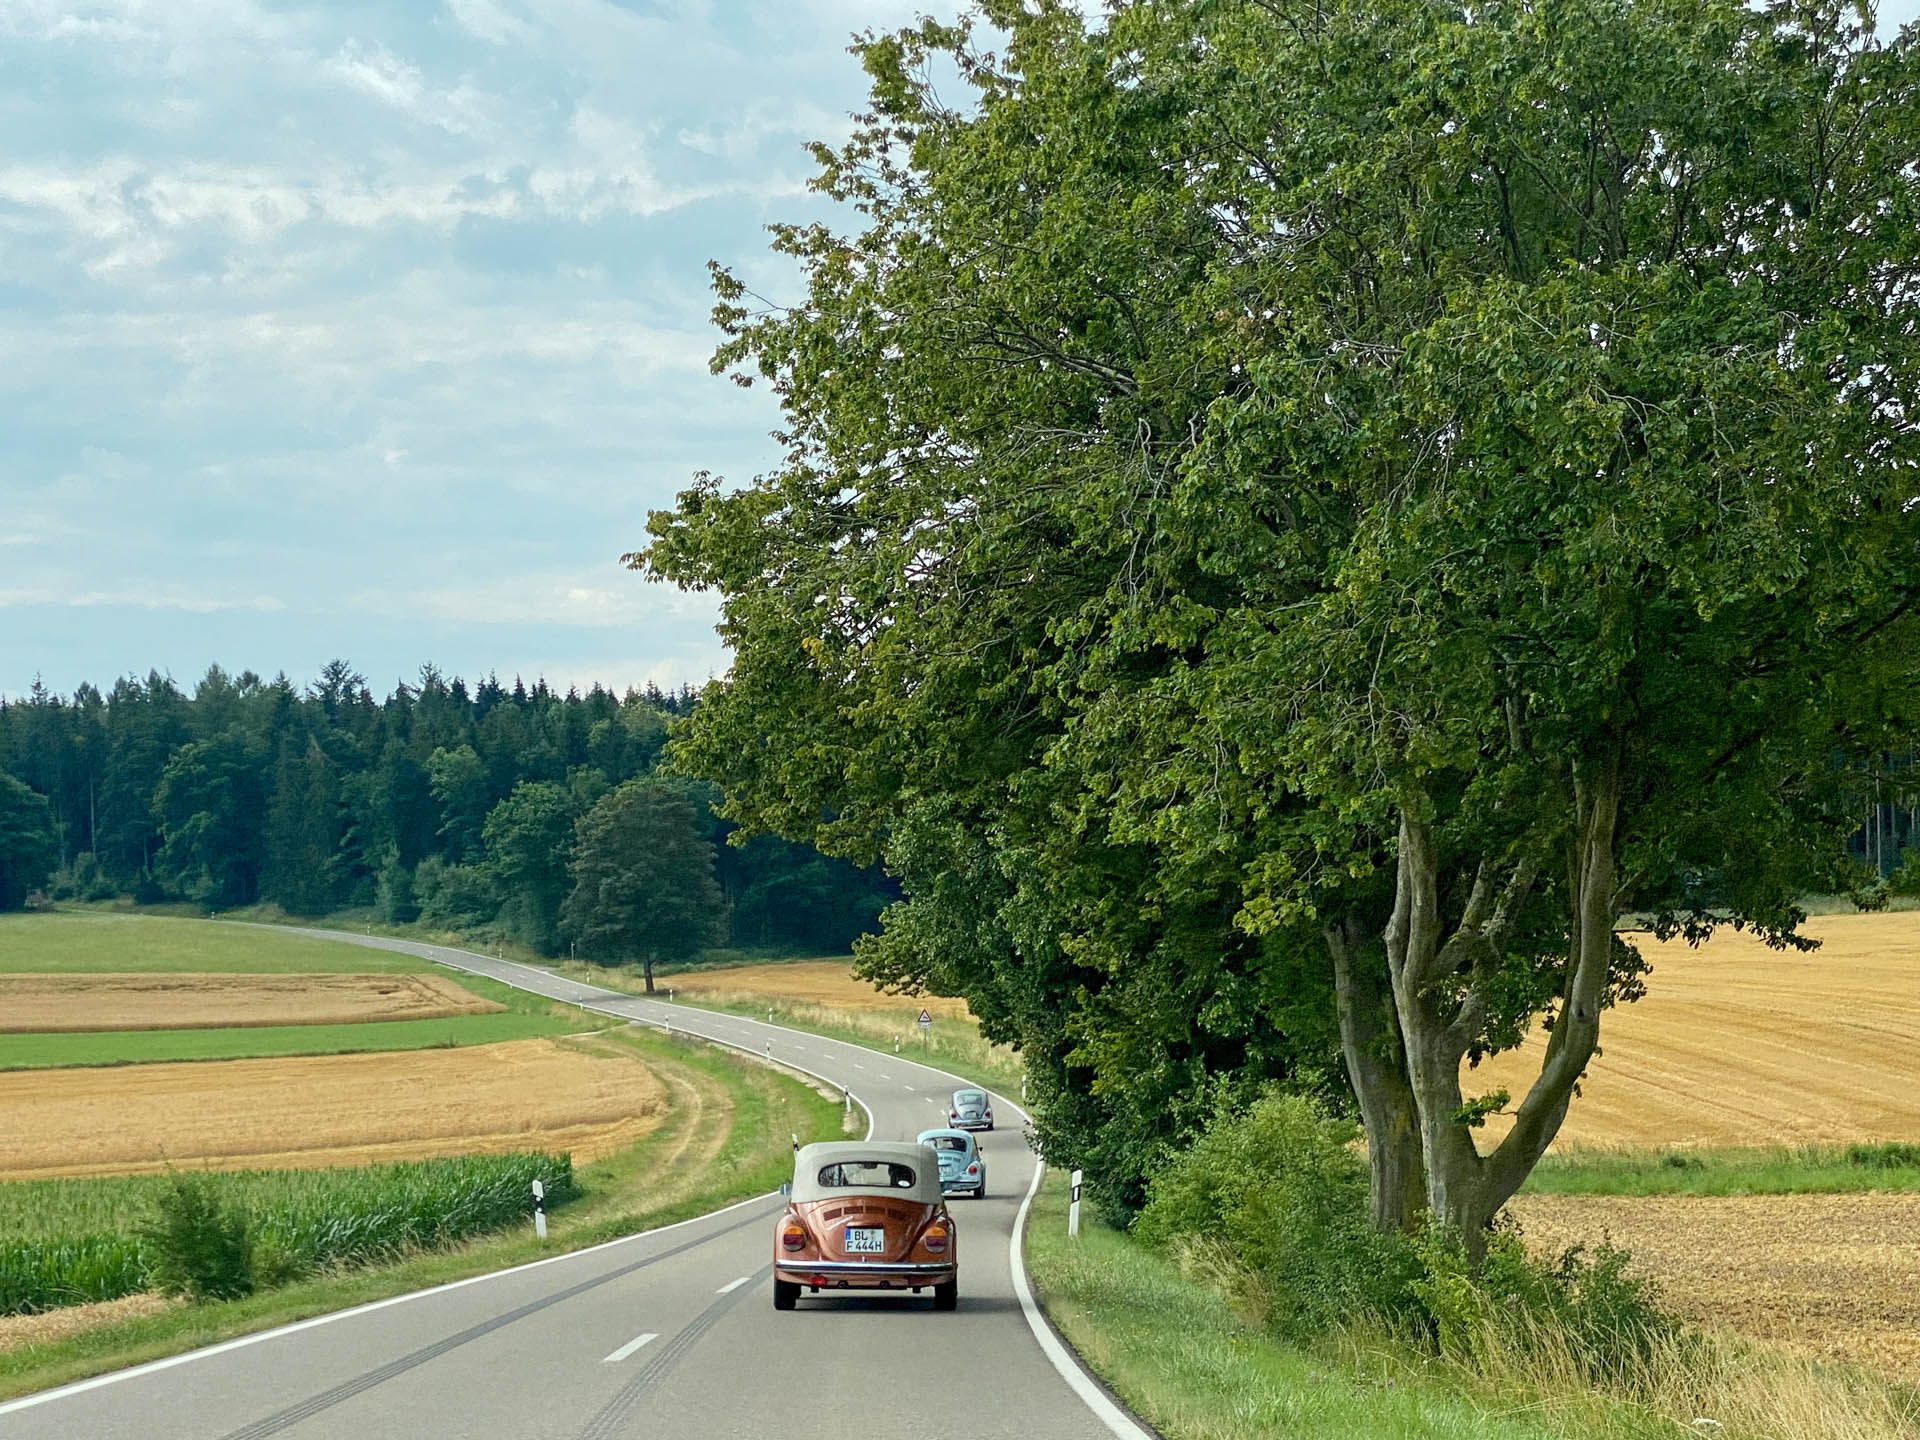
<box><xmin>777</xmin><ymin>1260</ymin><xmax>957</xmax><ymax>1289</ymax></box>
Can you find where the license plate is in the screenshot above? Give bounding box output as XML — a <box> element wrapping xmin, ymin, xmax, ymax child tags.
<box><xmin>844</xmin><ymin>1227</ymin><xmax>886</xmax><ymax>1254</ymax></box>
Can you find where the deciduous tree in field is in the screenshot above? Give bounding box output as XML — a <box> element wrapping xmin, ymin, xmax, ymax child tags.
<box><xmin>483</xmin><ymin>781</ymin><xmax>577</xmax><ymax>953</ymax></box>
<box><xmin>640</xmin><ymin>0</ymin><xmax>1920</xmax><ymax>1244</ymax></box>
<box><xmin>0</xmin><ymin>771</ymin><xmax>58</xmax><ymax>911</ymax></box>
<box><xmin>560</xmin><ymin>780</ymin><xmax>723</xmax><ymax>992</ymax></box>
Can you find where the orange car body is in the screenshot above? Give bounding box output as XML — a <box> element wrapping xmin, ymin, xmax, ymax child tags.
<box><xmin>774</xmin><ymin>1141</ymin><xmax>959</xmax><ymax>1310</ymax></box>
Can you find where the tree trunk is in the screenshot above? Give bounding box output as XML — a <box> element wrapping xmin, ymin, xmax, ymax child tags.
<box><xmin>1326</xmin><ymin>918</ymin><xmax>1425</xmax><ymax>1232</ymax></box>
<box><xmin>642</xmin><ymin>956</ymin><xmax>656</xmax><ymax>995</ymax></box>
<box><xmin>1373</xmin><ymin>756</ymin><xmax>1622</xmax><ymax>1259</ymax></box>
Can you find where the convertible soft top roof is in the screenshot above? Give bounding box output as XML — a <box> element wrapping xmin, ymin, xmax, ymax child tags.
<box><xmin>792</xmin><ymin>1141</ymin><xmax>944</xmax><ymax>1205</ymax></box>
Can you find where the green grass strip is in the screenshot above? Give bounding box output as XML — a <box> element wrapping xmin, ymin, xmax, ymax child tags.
<box><xmin>1524</xmin><ymin>1143</ymin><xmax>1920</xmax><ymax>1197</ymax></box>
<box><xmin>0</xmin><ymin>911</ymin><xmax>436</xmax><ymax>975</ymax></box>
<box><xmin>0</xmin><ymin>1011</ymin><xmax>583</xmax><ymax>1071</ymax></box>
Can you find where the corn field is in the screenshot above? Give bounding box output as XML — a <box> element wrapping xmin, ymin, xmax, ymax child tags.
<box><xmin>0</xmin><ymin>1152</ymin><xmax>576</xmax><ymax>1315</ymax></box>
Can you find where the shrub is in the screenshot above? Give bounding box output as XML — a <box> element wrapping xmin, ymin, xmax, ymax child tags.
<box><xmin>141</xmin><ymin>1174</ymin><xmax>254</xmax><ymax>1302</ymax></box>
<box><xmin>1132</xmin><ymin>1090</ymin><xmax>1423</xmax><ymax>1336</ymax></box>
<box><xmin>1845</xmin><ymin>1141</ymin><xmax>1920</xmax><ymax>1169</ymax></box>
<box><xmin>1412</xmin><ymin>1223</ymin><xmax>1676</xmax><ymax>1388</ymax></box>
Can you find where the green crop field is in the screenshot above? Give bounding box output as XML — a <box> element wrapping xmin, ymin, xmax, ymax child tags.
<box><xmin>0</xmin><ymin>1153</ymin><xmax>577</xmax><ymax>1315</ymax></box>
<box><xmin>0</xmin><ymin>911</ymin><xmax>437</xmax><ymax>975</ymax></box>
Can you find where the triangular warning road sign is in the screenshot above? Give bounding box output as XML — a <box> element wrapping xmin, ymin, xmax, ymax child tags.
<box><xmin>917</xmin><ymin>1008</ymin><xmax>933</xmax><ymax>1026</ymax></box>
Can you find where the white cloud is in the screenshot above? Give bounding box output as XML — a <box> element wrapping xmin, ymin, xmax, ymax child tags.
<box><xmin>443</xmin><ymin>0</ymin><xmax>533</xmax><ymax>46</ymax></box>
<box><xmin>0</xmin><ymin>586</ymin><xmax>285</xmax><ymax>614</ymax></box>
<box><xmin>372</xmin><ymin>571</ymin><xmax>713</xmax><ymax>631</ymax></box>
<box><xmin>327</xmin><ymin>40</ymin><xmax>490</xmax><ymax>135</ymax></box>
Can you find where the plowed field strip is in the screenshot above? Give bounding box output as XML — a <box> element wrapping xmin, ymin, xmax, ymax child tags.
<box><xmin>0</xmin><ymin>973</ymin><xmax>500</xmax><ymax>1033</ymax></box>
<box><xmin>1513</xmin><ymin>1193</ymin><xmax>1920</xmax><ymax>1383</ymax></box>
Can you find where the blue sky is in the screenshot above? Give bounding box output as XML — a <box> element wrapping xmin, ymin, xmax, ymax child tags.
<box><xmin>0</xmin><ymin>0</ymin><xmax>945</xmax><ymax>699</ymax></box>
<box><xmin>2</xmin><ymin>0</ymin><xmax>1915</xmax><ymax>702</ymax></box>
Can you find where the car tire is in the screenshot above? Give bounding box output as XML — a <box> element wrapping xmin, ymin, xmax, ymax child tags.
<box><xmin>975</xmin><ymin>1179</ymin><xmax>986</xmax><ymax>1199</ymax></box>
<box><xmin>773</xmin><ymin>1279</ymin><xmax>800</xmax><ymax>1312</ymax></box>
<box><xmin>933</xmin><ymin>1278</ymin><xmax>958</xmax><ymax>1311</ymax></box>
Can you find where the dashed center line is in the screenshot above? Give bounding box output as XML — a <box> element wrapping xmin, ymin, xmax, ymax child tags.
<box><xmin>601</xmin><ymin>1332</ymin><xmax>659</xmax><ymax>1364</ymax></box>
<box><xmin>715</xmin><ymin>1276</ymin><xmax>752</xmax><ymax>1295</ymax></box>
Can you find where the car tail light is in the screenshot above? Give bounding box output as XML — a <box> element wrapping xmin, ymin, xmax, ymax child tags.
<box><xmin>949</xmin><ymin>1111</ymin><xmax>958</xmax><ymax>1122</ymax></box>
<box><xmin>966</xmin><ymin>1163</ymin><xmax>979</xmax><ymax>1175</ymax></box>
<box><xmin>921</xmin><ymin>1223</ymin><xmax>949</xmax><ymax>1254</ymax></box>
<box><xmin>985</xmin><ymin>1107</ymin><xmax>993</xmax><ymax>1119</ymax></box>
<box><xmin>781</xmin><ymin>1220</ymin><xmax>807</xmax><ymax>1252</ymax></box>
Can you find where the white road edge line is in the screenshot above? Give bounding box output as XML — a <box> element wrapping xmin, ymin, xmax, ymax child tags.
<box><xmin>1011</xmin><ymin>1161</ymin><xmax>1156</xmax><ymax>1440</ymax></box>
<box><xmin>715</xmin><ymin>1276</ymin><xmax>751</xmax><ymax>1295</ymax></box>
<box><xmin>600</xmin><ymin>1332</ymin><xmax>659</xmax><ymax>1364</ymax></box>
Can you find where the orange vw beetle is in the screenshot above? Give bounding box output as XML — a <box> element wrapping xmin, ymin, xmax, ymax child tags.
<box><xmin>773</xmin><ymin>1141</ymin><xmax>958</xmax><ymax>1311</ymax></box>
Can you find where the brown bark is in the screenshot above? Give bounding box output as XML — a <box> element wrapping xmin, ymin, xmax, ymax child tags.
<box><xmin>1326</xmin><ymin>917</ymin><xmax>1425</xmax><ymax>1232</ymax></box>
<box><xmin>1356</xmin><ymin>755</ymin><xmax>1622</xmax><ymax>1258</ymax></box>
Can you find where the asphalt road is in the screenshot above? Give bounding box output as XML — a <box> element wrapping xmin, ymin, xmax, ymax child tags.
<box><xmin>1</xmin><ymin>931</ymin><xmax>1150</xmax><ymax>1440</ymax></box>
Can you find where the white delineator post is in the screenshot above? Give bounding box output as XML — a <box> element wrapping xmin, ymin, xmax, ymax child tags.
<box><xmin>1068</xmin><ymin>1170</ymin><xmax>1083</xmax><ymax>1239</ymax></box>
<box><xmin>532</xmin><ymin>1178</ymin><xmax>548</xmax><ymax>1241</ymax></box>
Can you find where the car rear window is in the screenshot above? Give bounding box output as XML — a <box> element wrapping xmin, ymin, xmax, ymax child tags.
<box><xmin>955</xmin><ymin>1091</ymin><xmax>985</xmax><ymax>1106</ymax></box>
<box><xmin>926</xmin><ymin>1136</ymin><xmax>968</xmax><ymax>1153</ymax></box>
<box><xmin>816</xmin><ymin>1160</ymin><xmax>918</xmax><ymax>1189</ymax></box>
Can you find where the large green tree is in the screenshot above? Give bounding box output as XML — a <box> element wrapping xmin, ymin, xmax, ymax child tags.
<box><xmin>560</xmin><ymin>781</ymin><xmax>723</xmax><ymax>991</ymax></box>
<box><xmin>642</xmin><ymin>0</ymin><xmax>1920</xmax><ymax>1241</ymax></box>
<box><xmin>483</xmin><ymin>781</ymin><xmax>576</xmax><ymax>952</ymax></box>
<box><xmin>0</xmin><ymin>772</ymin><xmax>58</xmax><ymax>911</ymax></box>
<box><xmin>152</xmin><ymin>736</ymin><xmax>264</xmax><ymax>907</ymax></box>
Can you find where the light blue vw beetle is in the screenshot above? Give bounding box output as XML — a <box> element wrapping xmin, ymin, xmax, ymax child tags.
<box><xmin>916</xmin><ymin>1127</ymin><xmax>987</xmax><ymax>1199</ymax></box>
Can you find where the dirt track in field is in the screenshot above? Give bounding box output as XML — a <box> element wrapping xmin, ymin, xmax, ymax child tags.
<box><xmin>1513</xmin><ymin>1192</ymin><xmax>1920</xmax><ymax>1382</ymax></box>
<box><xmin>0</xmin><ymin>1037</ymin><xmax>666</xmax><ymax>1179</ymax></box>
<box><xmin>0</xmin><ymin>972</ymin><xmax>502</xmax><ymax>1033</ymax></box>
<box><xmin>664</xmin><ymin>961</ymin><xmax>974</xmax><ymax>1018</ymax></box>
<box><xmin>1471</xmin><ymin>911</ymin><xmax>1920</xmax><ymax>1151</ymax></box>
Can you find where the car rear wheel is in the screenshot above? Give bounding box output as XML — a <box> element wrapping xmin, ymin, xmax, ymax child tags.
<box><xmin>773</xmin><ymin>1279</ymin><xmax>800</xmax><ymax>1311</ymax></box>
<box><xmin>932</xmin><ymin>1278</ymin><xmax>958</xmax><ymax>1311</ymax></box>
<box><xmin>974</xmin><ymin>1179</ymin><xmax>987</xmax><ymax>1198</ymax></box>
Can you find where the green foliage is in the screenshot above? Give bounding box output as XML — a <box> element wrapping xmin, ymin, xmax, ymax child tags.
<box><xmin>1413</xmin><ymin>1229</ymin><xmax>1675</xmax><ymax>1389</ymax></box>
<box><xmin>0</xmin><ymin>772</ymin><xmax>58</xmax><ymax>911</ymax></box>
<box><xmin>482</xmin><ymin>781</ymin><xmax>575</xmax><ymax>952</ymax></box>
<box><xmin>561</xmin><ymin>780</ymin><xmax>723</xmax><ymax>980</ymax></box>
<box><xmin>413</xmin><ymin>856</ymin><xmax>497</xmax><ymax>930</ymax></box>
<box><xmin>1134</xmin><ymin>1092</ymin><xmax>1422</xmax><ymax>1336</ymax></box>
<box><xmin>0</xmin><ymin>1234</ymin><xmax>147</xmax><ymax>1315</ymax></box>
<box><xmin>0</xmin><ymin>667</ymin><xmax>885</xmax><ymax>958</ymax></box>
<box><xmin>2</xmin><ymin>1153</ymin><xmax>576</xmax><ymax>1315</ymax></box>
<box><xmin>637</xmin><ymin>0</ymin><xmax>1920</xmax><ymax>1232</ymax></box>
<box><xmin>140</xmin><ymin>1174</ymin><xmax>255</xmax><ymax>1302</ymax></box>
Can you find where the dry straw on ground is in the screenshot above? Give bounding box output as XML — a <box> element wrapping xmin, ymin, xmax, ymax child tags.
<box><xmin>665</xmin><ymin>960</ymin><xmax>974</xmax><ymax>1018</ymax></box>
<box><xmin>1512</xmin><ymin>1192</ymin><xmax>1920</xmax><ymax>1386</ymax></box>
<box><xmin>0</xmin><ymin>972</ymin><xmax>501</xmax><ymax>1034</ymax></box>
<box><xmin>1472</xmin><ymin>911</ymin><xmax>1920</xmax><ymax>1150</ymax></box>
<box><xmin>0</xmin><ymin>1037</ymin><xmax>666</xmax><ymax>1179</ymax></box>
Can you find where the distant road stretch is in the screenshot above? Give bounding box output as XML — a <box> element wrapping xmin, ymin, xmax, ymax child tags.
<box><xmin>0</xmin><ymin>929</ymin><xmax>1150</xmax><ymax>1440</ymax></box>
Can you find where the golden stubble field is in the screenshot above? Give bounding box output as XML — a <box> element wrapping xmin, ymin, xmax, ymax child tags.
<box><xmin>0</xmin><ymin>1037</ymin><xmax>667</xmax><ymax>1179</ymax></box>
<box><xmin>0</xmin><ymin>972</ymin><xmax>502</xmax><ymax>1033</ymax></box>
<box><xmin>665</xmin><ymin>960</ymin><xmax>974</xmax><ymax>1018</ymax></box>
<box><xmin>1472</xmin><ymin>911</ymin><xmax>1920</xmax><ymax>1150</ymax></box>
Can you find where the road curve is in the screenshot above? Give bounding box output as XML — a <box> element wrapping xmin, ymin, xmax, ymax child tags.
<box><xmin>0</xmin><ymin>929</ymin><xmax>1151</xmax><ymax>1440</ymax></box>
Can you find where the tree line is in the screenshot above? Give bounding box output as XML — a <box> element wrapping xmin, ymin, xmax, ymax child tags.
<box><xmin>0</xmin><ymin>663</ymin><xmax>893</xmax><ymax>974</ymax></box>
<box><xmin>637</xmin><ymin>0</ymin><xmax>1920</xmax><ymax>1250</ymax></box>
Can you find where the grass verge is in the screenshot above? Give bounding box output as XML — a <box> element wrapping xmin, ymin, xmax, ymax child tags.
<box><xmin>1526</xmin><ymin>1143</ymin><xmax>1920</xmax><ymax>1197</ymax></box>
<box><xmin>0</xmin><ymin>1022</ymin><xmax>845</xmax><ymax>1402</ymax></box>
<box><xmin>1024</xmin><ymin>1174</ymin><xmax>1920</xmax><ymax>1440</ymax></box>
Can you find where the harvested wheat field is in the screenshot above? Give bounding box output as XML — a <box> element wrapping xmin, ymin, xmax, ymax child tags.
<box><xmin>0</xmin><ymin>972</ymin><xmax>501</xmax><ymax>1034</ymax></box>
<box><xmin>1472</xmin><ymin>910</ymin><xmax>1920</xmax><ymax>1151</ymax></box>
<box><xmin>1513</xmin><ymin>1192</ymin><xmax>1920</xmax><ymax>1381</ymax></box>
<box><xmin>665</xmin><ymin>960</ymin><xmax>974</xmax><ymax>1018</ymax></box>
<box><xmin>0</xmin><ymin>1037</ymin><xmax>667</xmax><ymax>1179</ymax></box>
